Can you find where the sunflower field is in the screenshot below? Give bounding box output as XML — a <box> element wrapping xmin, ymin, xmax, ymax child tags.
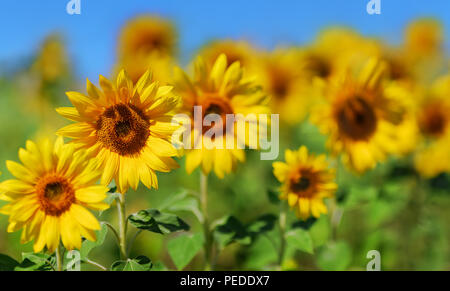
<box><xmin>0</xmin><ymin>1</ymin><xmax>449</xmax><ymax>272</ymax></box>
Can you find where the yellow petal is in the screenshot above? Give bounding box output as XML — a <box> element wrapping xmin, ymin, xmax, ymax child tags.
<box><xmin>70</xmin><ymin>204</ymin><xmax>100</xmax><ymax>230</ymax></box>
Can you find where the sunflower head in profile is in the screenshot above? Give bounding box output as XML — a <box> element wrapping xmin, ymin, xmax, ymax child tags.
<box><xmin>273</xmin><ymin>146</ymin><xmax>337</xmax><ymax>220</ymax></box>
<box><xmin>173</xmin><ymin>54</ymin><xmax>270</xmax><ymax>178</ymax></box>
<box><xmin>311</xmin><ymin>58</ymin><xmax>415</xmax><ymax>173</ymax></box>
<box><xmin>0</xmin><ymin>138</ymin><xmax>109</xmax><ymax>253</ymax></box>
<box><xmin>56</xmin><ymin>70</ymin><xmax>180</xmax><ymax>193</ymax></box>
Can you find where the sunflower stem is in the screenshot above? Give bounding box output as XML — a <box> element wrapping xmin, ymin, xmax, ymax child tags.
<box><xmin>277</xmin><ymin>202</ymin><xmax>287</xmax><ymax>270</ymax></box>
<box><xmin>55</xmin><ymin>246</ymin><xmax>63</xmax><ymax>271</ymax></box>
<box><xmin>200</xmin><ymin>172</ymin><xmax>213</xmax><ymax>270</ymax></box>
<box><xmin>116</xmin><ymin>193</ymin><xmax>128</xmax><ymax>260</ymax></box>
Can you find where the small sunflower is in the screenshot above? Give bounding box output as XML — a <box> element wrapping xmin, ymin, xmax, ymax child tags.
<box><xmin>56</xmin><ymin>70</ymin><xmax>180</xmax><ymax>193</ymax></box>
<box><xmin>32</xmin><ymin>34</ymin><xmax>70</xmax><ymax>83</ymax></box>
<box><xmin>199</xmin><ymin>39</ymin><xmax>258</xmax><ymax>70</ymax></box>
<box><xmin>414</xmin><ymin>75</ymin><xmax>450</xmax><ymax>177</ymax></box>
<box><xmin>174</xmin><ymin>54</ymin><xmax>269</xmax><ymax>178</ymax></box>
<box><xmin>311</xmin><ymin>58</ymin><xmax>416</xmax><ymax>173</ymax></box>
<box><xmin>0</xmin><ymin>138</ymin><xmax>109</xmax><ymax>253</ymax></box>
<box><xmin>273</xmin><ymin>146</ymin><xmax>337</xmax><ymax>220</ymax></box>
<box><xmin>118</xmin><ymin>15</ymin><xmax>177</xmax><ymax>59</ymax></box>
<box><xmin>117</xmin><ymin>15</ymin><xmax>177</xmax><ymax>84</ymax></box>
<box><xmin>257</xmin><ymin>48</ymin><xmax>311</xmax><ymax>124</ymax></box>
<box><xmin>405</xmin><ymin>18</ymin><xmax>443</xmax><ymax>60</ymax></box>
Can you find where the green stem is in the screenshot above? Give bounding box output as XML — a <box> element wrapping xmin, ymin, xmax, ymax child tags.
<box><xmin>127</xmin><ymin>229</ymin><xmax>143</xmax><ymax>257</ymax></box>
<box><xmin>277</xmin><ymin>202</ymin><xmax>287</xmax><ymax>270</ymax></box>
<box><xmin>116</xmin><ymin>193</ymin><xmax>128</xmax><ymax>260</ymax></box>
<box><xmin>55</xmin><ymin>246</ymin><xmax>63</xmax><ymax>271</ymax></box>
<box><xmin>85</xmin><ymin>259</ymin><xmax>108</xmax><ymax>271</ymax></box>
<box><xmin>200</xmin><ymin>172</ymin><xmax>213</xmax><ymax>270</ymax></box>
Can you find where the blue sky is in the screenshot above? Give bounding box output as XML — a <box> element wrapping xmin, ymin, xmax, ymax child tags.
<box><xmin>1</xmin><ymin>0</ymin><xmax>449</xmax><ymax>81</ymax></box>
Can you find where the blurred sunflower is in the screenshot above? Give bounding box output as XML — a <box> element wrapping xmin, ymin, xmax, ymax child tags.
<box><xmin>174</xmin><ymin>54</ymin><xmax>269</xmax><ymax>178</ymax></box>
<box><xmin>117</xmin><ymin>15</ymin><xmax>177</xmax><ymax>83</ymax></box>
<box><xmin>311</xmin><ymin>58</ymin><xmax>417</xmax><ymax>173</ymax></box>
<box><xmin>257</xmin><ymin>48</ymin><xmax>311</xmax><ymax>124</ymax></box>
<box><xmin>199</xmin><ymin>39</ymin><xmax>259</xmax><ymax>70</ymax></box>
<box><xmin>0</xmin><ymin>138</ymin><xmax>109</xmax><ymax>253</ymax></box>
<box><xmin>405</xmin><ymin>18</ymin><xmax>443</xmax><ymax>60</ymax></box>
<box><xmin>273</xmin><ymin>146</ymin><xmax>337</xmax><ymax>220</ymax></box>
<box><xmin>32</xmin><ymin>34</ymin><xmax>70</xmax><ymax>83</ymax></box>
<box><xmin>414</xmin><ymin>75</ymin><xmax>450</xmax><ymax>177</ymax></box>
<box><xmin>56</xmin><ymin>70</ymin><xmax>180</xmax><ymax>193</ymax></box>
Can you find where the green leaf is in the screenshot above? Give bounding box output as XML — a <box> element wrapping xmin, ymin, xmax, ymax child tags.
<box><xmin>15</xmin><ymin>253</ymin><xmax>55</xmax><ymax>271</ymax></box>
<box><xmin>108</xmin><ymin>186</ymin><xmax>117</xmax><ymax>193</ymax></box>
<box><xmin>285</xmin><ymin>228</ymin><xmax>314</xmax><ymax>254</ymax></box>
<box><xmin>317</xmin><ymin>241</ymin><xmax>352</xmax><ymax>271</ymax></box>
<box><xmin>80</xmin><ymin>223</ymin><xmax>108</xmax><ymax>260</ymax></box>
<box><xmin>213</xmin><ymin>215</ymin><xmax>277</xmax><ymax>249</ymax></box>
<box><xmin>213</xmin><ymin>216</ymin><xmax>251</xmax><ymax>248</ymax></box>
<box><xmin>111</xmin><ymin>256</ymin><xmax>152</xmax><ymax>271</ymax></box>
<box><xmin>267</xmin><ymin>189</ymin><xmax>280</xmax><ymax>204</ymax></box>
<box><xmin>159</xmin><ymin>190</ymin><xmax>203</xmax><ymax>222</ymax></box>
<box><xmin>0</xmin><ymin>254</ymin><xmax>19</xmax><ymax>271</ymax></box>
<box><xmin>308</xmin><ymin>215</ymin><xmax>330</xmax><ymax>248</ymax></box>
<box><xmin>128</xmin><ymin>209</ymin><xmax>190</xmax><ymax>234</ymax></box>
<box><xmin>151</xmin><ymin>261</ymin><xmax>168</xmax><ymax>271</ymax></box>
<box><xmin>247</xmin><ymin>214</ymin><xmax>277</xmax><ymax>235</ymax></box>
<box><xmin>167</xmin><ymin>233</ymin><xmax>204</xmax><ymax>270</ymax></box>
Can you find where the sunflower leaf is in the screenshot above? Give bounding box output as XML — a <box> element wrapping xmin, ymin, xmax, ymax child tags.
<box><xmin>0</xmin><ymin>254</ymin><xmax>19</xmax><ymax>271</ymax></box>
<box><xmin>167</xmin><ymin>233</ymin><xmax>204</xmax><ymax>270</ymax></box>
<box><xmin>128</xmin><ymin>209</ymin><xmax>190</xmax><ymax>234</ymax></box>
<box><xmin>80</xmin><ymin>223</ymin><xmax>108</xmax><ymax>260</ymax></box>
<box><xmin>158</xmin><ymin>189</ymin><xmax>204</xmax><ymax>223</ymax></box>
<box><xmin>111</xmin><ymin>256</ymin><xmax>152</xmax><ymax>271</ymax></box>
<box><xmin>285</xmin><ymin>228</ymin><xmax>314</xmax><ymax>254</ymax></box>
<box><xmin>15</xmin><ymin>253</ymin><xmax>55</xmax><ymax>271</ymax></box>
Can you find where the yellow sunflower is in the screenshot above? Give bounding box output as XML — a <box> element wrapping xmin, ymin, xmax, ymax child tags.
<box><xmin>0</xmin><ymin>138</ymin><xmax>109</xmax><ymax>253</ymax></box>
<box><xmin>311</xmin><ymin>58</ymin><xmax>417</xmax><ymax>173</ymax></box>
<box><xmin>173</xmin><ymin>54</ymin><xmax>270</xmax><ymax>178</ymax></box>
<box><xmin>257</xmin><ymin>48</ymin><xmax>311</xmax><ymax>124</ymax></box>
<box><xmin>273</xmin><ymin>146</ymin><xmax>337</xmax><ymax>220</ymax></box>
<box><xmin>118</xmin><ymin>15</ymin><xmax>177</xmax><ymax>58</ymax></box>
<box><xmin>199</xmin><ymin>39</ymin><xmax>259</xmax><ymax>70</ymax></box>
<box><xmin>32</xmin><ymin>34</ymin><xmax>70</xmax><ymax>83</ymax></box>
<box><xmin>56</xmin><ymin>70</ymin><xmax>180</xmax><ymax>193</ymax></box>
<box><xmin>117</xmin><ymin>15</ymin><xmax>177</xmax><ymax>84</ymax></box>
<box><xmin>414</xmin><ymin>75</ymin><xmax>450</xmax><ymax>177</ymax></box>
<box><xmin>405</xmin><ymin>18</ymin><xmax>443</xmax><ymax>60</ymax></box>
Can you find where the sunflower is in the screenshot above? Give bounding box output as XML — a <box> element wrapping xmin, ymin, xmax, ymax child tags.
<box><xmin>32</xmin><ymin>34</ymin><xmax>70</xmax><ymax>83</ymax></box>
<box><xmin>273</xmin><ymin>146</ymin><xmax>337</xmax><ymax>220</ymax></box>
<box><xmin>405</xmin><ymin>18</ymin><xmax>443</xmax><ymax>60</ymax></box>
<box><xmin>173</xmin><ymin>54</ymin><xmax>269</xmax><ymax>178</ymax></box>
<box><xmin>118</xmin><ymin>15</ymin><xmax>176</xmax><ymax>58</ymax></box>
<box><xmin>199</xmin><ymin>39</ymin><xmax>259</xmax><ymax>70</ymax></box>
<box><xmin>257</xmin><ymin>48</ymin><xmax>312</xmax><ymax>124</ymax></box>
<box><xmin>311</xmin><ymin>58</ymin><xmax>416</xmax><ymax>173</ymax></box>
<box><xmin>414</xmin><ymin>75</ymin><xmax>450</xmax><ymax>177</ymax></box>
<box><xmin>117</xmin><ymin>15</ymin><xmax>177</xmax><ymax>84</ymax></box>
<box><xmin>56</xmin><ymin>70</ymin><xmax>180</xmax><ymax>193</ymax></box>
<box><xmin>0</xmin><ymin>138</ymin><xmax>109</xmax><ymax>253</ymax></box>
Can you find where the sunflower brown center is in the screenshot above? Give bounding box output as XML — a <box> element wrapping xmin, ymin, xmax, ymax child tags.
<box><xmin>336</xmin><ymin>97</ymin><xmax>377</xmax><ymax>141</ymax></box>
<box><xmin>96</xmin><ymin>103</ymin><xmax>150</xmax><ymax>156</ymax></box>
<box><xmin>306</xmin><ymin>55</ymin><xmax>331</xmax><ymax>78</ymax></box>
<box><xmin>36</xmin><ymin>175</ymin><xmax>75</xmax><ymax>216</ymax></box>
<box><xmin>134</xmin><ymin>34</ymin><xmax>166</xmax><ymax>54</ymax></box>
<box><xmin>289</xmin><ymin>169</ymin><xmax>317</xmax><ymax>198</ymax></box>
<box><xmin>419</xmin><ymin>104</ymin><xmax>447</xmax><ymax>138</ymax></box>
<box><xmin>197</xmin><ymin>97</ymin><xmax>234</xmax><ymax>136</ymax></box>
